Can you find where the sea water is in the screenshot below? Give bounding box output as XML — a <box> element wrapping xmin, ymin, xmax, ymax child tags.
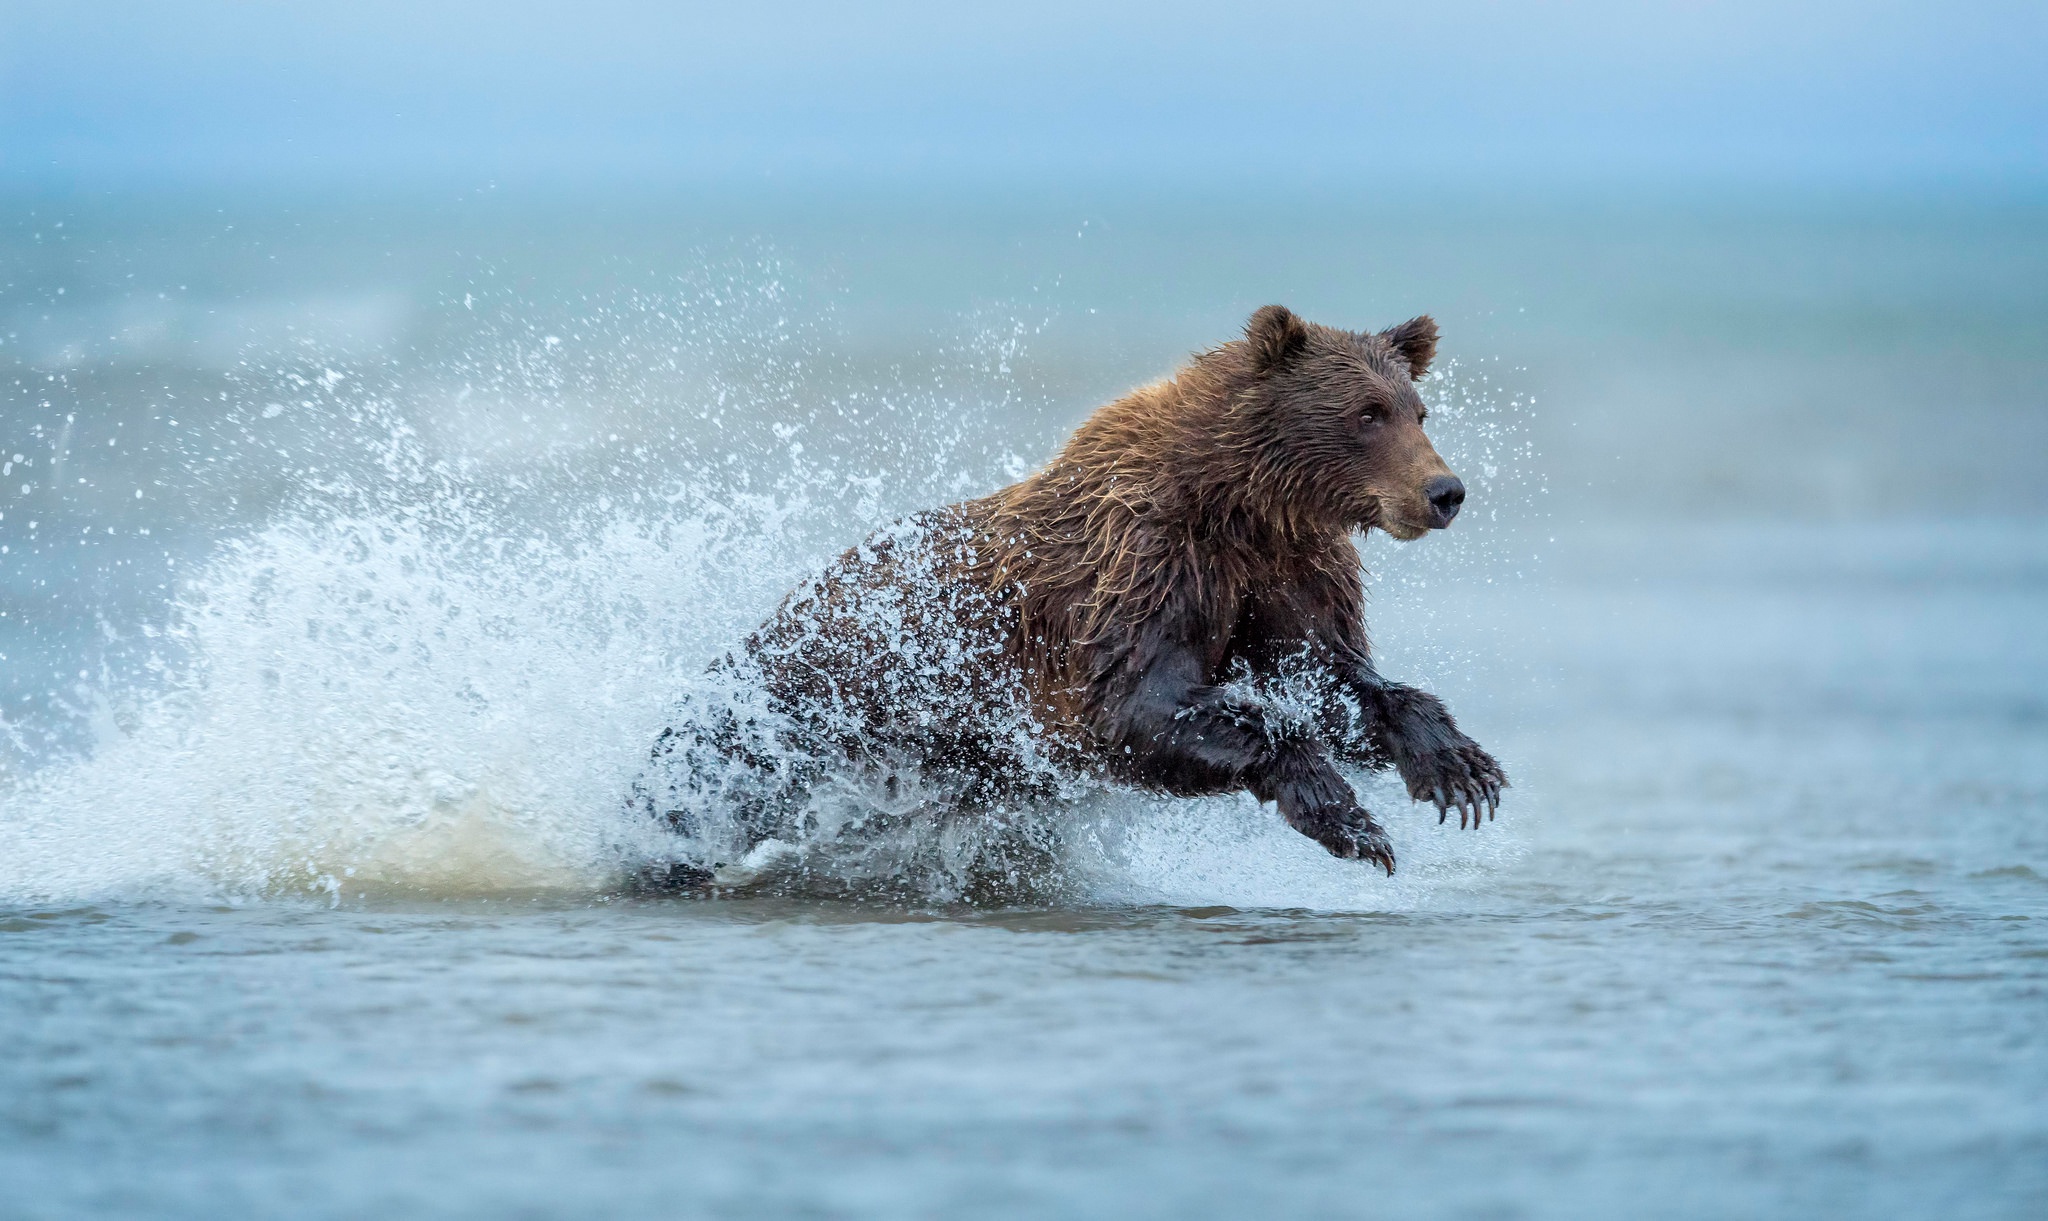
<box><xmin>2</xmin><ymin>192</ymin><xmax>2044</xmax><ymax>1218</ymax></box>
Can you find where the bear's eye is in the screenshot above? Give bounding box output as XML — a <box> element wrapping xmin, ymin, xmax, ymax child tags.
<box><xmin>1358</xmin><ymin>408</ymin><xmax>1379</xmax><ymax>427</ymax></box>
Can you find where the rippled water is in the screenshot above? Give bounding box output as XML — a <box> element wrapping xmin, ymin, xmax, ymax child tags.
<box><xmin>4</xmin><ymin>197</ymin><xmax>2045</xmax><ymax>1217</ymax></box>
<box><xmin>6</xmin><ymin>521</ymin><xmax>2043</xmax><ymax>1219</ymax></box>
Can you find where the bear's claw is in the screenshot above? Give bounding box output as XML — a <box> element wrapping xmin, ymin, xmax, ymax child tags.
<box><xmin>1408</xmin><ymin>741</ymin><xmax>1507</xmax><ymax>831</ymax></box>
<box><xmin>1318</xmin><ymin>810</ymin><xmax>1396</xmax><ymax>875</ymax></box>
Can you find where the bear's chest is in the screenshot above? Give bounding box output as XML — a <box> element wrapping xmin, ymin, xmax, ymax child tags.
<box><xmin>1199</xmin><ymin>588</ymin><xmax>1249</xmax><ymax>680</ymax></box>
<box><xmin>1214</xmin><ymin>564</ymin><xmax>1357</xmax><ymax>677</ymax></box>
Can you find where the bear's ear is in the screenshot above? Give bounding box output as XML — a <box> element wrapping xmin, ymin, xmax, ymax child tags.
<box><xmin>1245</xmin><ymin>304</ymin><xmax>1309</xmax><ymax>373</ymax></box>
<box><xmin>1380</xmin><ymin>315</ymin><xmax>1439</xmax><ymax>380</ymax></box>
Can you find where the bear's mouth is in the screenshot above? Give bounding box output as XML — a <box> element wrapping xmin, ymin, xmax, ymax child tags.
<box><xmin>1379</xmin><ymin>517</ymin><xmax>1433</xmax><ymax>541</ymax></box>
<box><xmin>1358</xmin><ymin>494</ymin><xmax>1435</xmax><ymax>540</ymax></box>
<box><xmin>1369</xmin><ymin>475</ymin><xmax>1465</xmax><ymax>541</ymax></box>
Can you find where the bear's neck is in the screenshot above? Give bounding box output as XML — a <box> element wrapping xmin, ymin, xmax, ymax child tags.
<box><xmin>1012</xmin><ymin>362</ymin><xmax>1347</xmax><ymax>549</ymax></box>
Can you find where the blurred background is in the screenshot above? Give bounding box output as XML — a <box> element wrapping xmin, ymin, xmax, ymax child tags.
<box><xmin>6</xmin><ymin>0</ymin><xmax>2047</xmax><ymax>761</ymax></box>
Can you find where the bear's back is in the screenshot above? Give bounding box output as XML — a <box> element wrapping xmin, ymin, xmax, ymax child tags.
<box><xmin>743</xmin><ymin>503</ymin><xmax>1073</xmax><ymax>783</ymax></box>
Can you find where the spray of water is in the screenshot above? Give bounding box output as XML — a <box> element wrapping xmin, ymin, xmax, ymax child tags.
<box><xmin>0</xmin><ymin>265</ymin><xmax>1537</xmax><ymax>910</ymax></box>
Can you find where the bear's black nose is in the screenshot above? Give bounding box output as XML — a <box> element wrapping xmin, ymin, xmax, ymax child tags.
<box><xmin>1424</xmin><ymin>476</ymin><xmax>1465</xmax><ymax>527</ymax></box>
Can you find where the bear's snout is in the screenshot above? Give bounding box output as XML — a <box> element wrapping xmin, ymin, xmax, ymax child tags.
<box><xmin>1423</xmin><ymin>475</ymin><xmax>1465</xmax><ymax>528</ymax></box>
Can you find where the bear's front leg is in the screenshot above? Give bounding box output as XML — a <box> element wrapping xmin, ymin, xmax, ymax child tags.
<box><xmin>1247</xmin><ymin>738</ymin><xmax>1397</xmax><ymax>873</ymax></box>
<box><xmin>1349</xmin><ymin>670</ymin><xmax>1507</xmax><ymax>829</ymax></box>
<box><xmin>1108</xmin><ymin>647</ymin><xmax>1396</xmax><ymax>873</ymax></box>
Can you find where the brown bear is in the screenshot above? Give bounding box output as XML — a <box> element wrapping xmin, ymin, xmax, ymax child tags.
<box><xmin>639</xmin><ymin>305</ymin><xmax>1505</xmax><ymax>878</ymax></box>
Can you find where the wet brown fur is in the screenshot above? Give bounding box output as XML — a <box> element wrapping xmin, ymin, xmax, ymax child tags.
<box><xmin>684</xmin><ymin>307</ymin><xmax>1507</xmax><ymax>873</ymax></box>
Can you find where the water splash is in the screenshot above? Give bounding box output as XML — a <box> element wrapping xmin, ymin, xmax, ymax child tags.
<box><xmin>0</xmin><ymin>269</ymin><xmax>1538</xmax><ymax>909</ymax></box>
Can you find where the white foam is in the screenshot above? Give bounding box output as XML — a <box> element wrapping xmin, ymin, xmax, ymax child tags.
<box><xmin>0</xmin><ymin>500</ymin><xmax>797</xmax><ymax>903</ymax></box>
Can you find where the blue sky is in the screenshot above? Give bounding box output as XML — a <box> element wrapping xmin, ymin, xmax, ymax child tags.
<box><xmin>4</xmin><ymin>1</ymin><xmax>2043</xmax><ymax>189</ymax></box>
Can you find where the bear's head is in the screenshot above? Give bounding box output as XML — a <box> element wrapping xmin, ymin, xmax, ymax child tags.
<box><xmin>1236</xmin><ymin>304</ymin><xmax>1463</xmax><ymax>540</ymax></box>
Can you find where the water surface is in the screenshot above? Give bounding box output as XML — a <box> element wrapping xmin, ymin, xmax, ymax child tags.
<box><xmin>3</xmin><ymin>195</ymin><xmax>2045</xmax><ymax>1218</ymax></box>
